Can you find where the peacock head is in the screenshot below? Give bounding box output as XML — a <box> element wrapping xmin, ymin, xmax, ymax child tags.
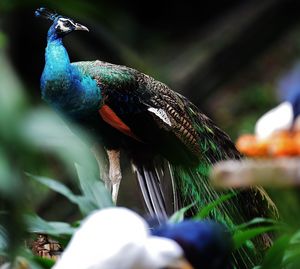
<box><xmin>35</xmin><ymin>7</ymin><xmax>89</xmax><ymax>40</ymax></box>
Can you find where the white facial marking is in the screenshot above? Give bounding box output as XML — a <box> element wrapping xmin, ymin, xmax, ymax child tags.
<box><xmin>55</xmin><ymin>18</ymin><xmax>76</xmax><ymax>32</ymax></box>
<box><xmin>148</xmin><ymin>107</ymin><xmax>172</xmax><ymax>126</ymax></box>
<box><xmin>59</xmin><ymin>18</ymin><xmax>70</xmax><ymax>22</ymax></box>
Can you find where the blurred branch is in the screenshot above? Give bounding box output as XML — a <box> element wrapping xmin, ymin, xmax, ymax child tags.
<box><xmin>211</xmin><ymin>158</ymin><xmax>300</xmax><ymax>188</ymax></box>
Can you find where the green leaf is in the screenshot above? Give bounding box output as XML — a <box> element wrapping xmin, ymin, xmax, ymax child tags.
<box><xmin>233</xmin><ymin>226</ymin><xmax>278</xmax><ymax>250</ymax></box>
<box><xmin>27</xmin><ymin>173</ymin><xmax>98</xmax><ymax>216</ymax></box>
<box><xmin>33</xmin><ymin>256</ymin><xmax>56</xmax><ymax>269</ymax></box>
<box><xmin>0</xmin><ymin>31</ymin><xmax>7</xmax><ymax>49</ymax></box>
<box><xmin>234</xmin><ymin>218</ymin><xmax>279</xmax><ymax>231</ymax></box>
<box><xmin>260</xmin><ymin>235</ymin><xmax>291</xmax><ymax>269</ymax></box>
<box><xmin>27</xmin><ymin>173</ymin><xmax>78</xmax><ymax>203</ymax></box>
<box><xmin>25</xmin><ymin>214</ymin><xmax>75</xmax><ymax>236</ymax></box>
<box><xmin>281</xmin><ymin>230</ymin><xmax>300</xmax><ymax>268</ymax></box>
<box><xmin>283</xmin><ymin>247</ymin><xmax>300</xmax><ymax>268</ymax></box>
<box><xmin>17</xmin><ymin>256</ymin><xmax>47</xmax><ymax>269</ymax></box>
<box><xmin>194</xmin><ymin>192</ymin><xmax>236</xmax><ymax>219</ymax></box>
<box><xmin>290</xmin><ymin>230</ymin><xmax>300</xmax><ymax>244</ymax></box>
<box><xmin>169</xmin><ymin>203</ymin><xmax>195</xmax><ymax>223</ymax></box>
<box><xmin>21</xmin><ymin>109</ymin><xmax>98</xmax><ymax>174</ymax></box>
<box><xmin>75</xmin><ymin>163</ymin><xmax>113</xmax><ymax>209</ymax></box>
<box><xmin>0</xmin><ymin>48</ymin><xmax>26</xmax><ymax>133</ymax></box>
<box><xmin>75</xmin><ymin>196</ymin><xmax>98</xmax><ymax>216</ymax></box>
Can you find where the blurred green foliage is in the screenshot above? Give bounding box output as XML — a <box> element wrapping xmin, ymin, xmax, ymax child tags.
<box><xmin>0</xmin><ymin>30</ymin><xmax>112</xmax><ymax>266</ymax></box>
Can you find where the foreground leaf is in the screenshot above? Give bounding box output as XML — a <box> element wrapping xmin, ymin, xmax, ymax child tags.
<box><xmin>33</xmin><ymin>256</ymin><xmax>56</xmax><ymax>269</ymax></box>
<box><xmin>169</xmin><ymin>203</ymin><xmax>195</xmax><ymax>223</ymax></box>
<box><xmin>194</xmin><ymin>192</ymin><xmax>236</xmax><ymax>219</ymax></box>
<box><xmin>233</xmin><ymin>226</ymin><xmax>278</xmax><ymax>250</ymax></box>
<box><xmin>260</xmin><ymin>235</ymin><xmax>291</xmax><ymax>269</ymax></box>
<box><xmin>27</xmin><ymin>173</ymin><xmax>98</xmax><ymax>216</ymax></box>
<box><xmin>25</xmin><ymin>215</ymin><xmax>75</xmax><ymax>236</ymax></box>
<box><xmin>75</xmin><ymin>163</ymin><xmax>113</xmax><ymax>209</ymax></box>
<box><xmin>234</xmin><ymin>218</ymin><xmax>279</xmax><ymax>231</ymax></box>
<box><xmin>27</xmin><ymin>174</ymin><xmax>78</xmax><ymax>204</ymax></box>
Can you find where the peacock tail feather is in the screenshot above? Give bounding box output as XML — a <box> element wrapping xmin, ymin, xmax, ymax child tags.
<box><xmin>165</xmin><ymin>103</ymin><xmax>278</xmax><ymax>268</ymax></box>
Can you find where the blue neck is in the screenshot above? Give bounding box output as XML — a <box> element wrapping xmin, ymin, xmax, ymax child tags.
<box><xmin>44</xmin><ymin>27</ymin><xmax>70</xmax><ymax>76</ymax></box>
<box><xmin>41</xmin><ymin>28</ymin><xmax>101</xmax><ymax>117</ymax></box>
<box><xmin>42</xmin><ymin>37</ymin><xmax>70</xmax><ymax>83</ymax></box>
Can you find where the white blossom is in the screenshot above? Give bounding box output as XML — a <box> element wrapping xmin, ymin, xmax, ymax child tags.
<box><xmin>255</xmin><ymin>101</ymin><xmax>293</xmax><ymax>139</ymax></box>
<box><xmin>52</xmin><ymin>207</ymin><xmax>184</xmax><ymax>269</ymax></box>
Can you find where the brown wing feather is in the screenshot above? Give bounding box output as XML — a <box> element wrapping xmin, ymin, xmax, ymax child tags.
<box><xmin>139</xmin><ymin>75</ymin><xmax>202</xmax><ymax>155</ymax></box>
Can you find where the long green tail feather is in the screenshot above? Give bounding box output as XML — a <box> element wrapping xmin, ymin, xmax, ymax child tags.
<box><xmin>171</xmin><ymin>163</ymin><xmax>271</xmax><ymax>268</ymax></box>
<box><xmin>169</xmin><ymin>102</ymin><xmax>278</xmax><ymax>268</ymax></box>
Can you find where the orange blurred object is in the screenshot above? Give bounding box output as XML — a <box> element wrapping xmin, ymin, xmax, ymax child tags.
<box><xmin>268</xmin><ymin>131</ymin><xmax>297</xmax><ymax>157</ymax></box>
<box><xmin>236</xmin><ymin>134</ymin><xmax>268</xmax><ymax>157</ymax></box>
<box><xmin>236</xmin><ymin>131</ymin><xmax>299</xmax><ymax>157</ymax></box>
<box><xmin>294</xmin><ymin>131</ymin><xmax>300</xmax><ymax>154</ymax></box>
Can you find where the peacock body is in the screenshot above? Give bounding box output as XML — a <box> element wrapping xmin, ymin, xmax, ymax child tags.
<box><xmin>36</xmin><ymin>8</ymin><xmax>276</xmax><ymax>269</ymax></box>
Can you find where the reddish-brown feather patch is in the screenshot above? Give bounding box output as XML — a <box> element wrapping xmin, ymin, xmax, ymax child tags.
<box><xmin>99</xmin><ymin>105</ymin><xmax>138</xmax><ymax>140</ymax></box>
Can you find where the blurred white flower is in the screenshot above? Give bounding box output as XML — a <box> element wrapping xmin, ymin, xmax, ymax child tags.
<box><xmin>52</xmin><ymin>207</ymin><xmax>185</xmax><ymax>269</ymax></box>
<box><xmin>255</xmin><ymin>101</ymin><xmax>293</xmax><ymax>139</ymax></box>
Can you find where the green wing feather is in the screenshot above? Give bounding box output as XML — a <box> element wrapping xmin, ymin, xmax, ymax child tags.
<box><xmin>73</xmin><ymin>58</ymin><xmax>277</xmax><ymax>223</ymax></box>
<box><xmin>73</xmin><ymin>60</ymin><xmax>277</xmax><ymax>268</ymax></box>
<box><xmin>137</xmin><ymin>75</ymin><xmax>277</xmax><ymax>268</ymax></box>
<box><xmin>72</xmin><ymin>60</ymin><xmax>138</xmax><ymax>90</ymax></box>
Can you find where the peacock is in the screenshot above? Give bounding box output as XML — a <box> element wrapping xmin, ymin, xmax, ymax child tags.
<box><xmin>35</xmin><ymin>8</ymin><xmax>277</xmax><ymax>268</ymax></box>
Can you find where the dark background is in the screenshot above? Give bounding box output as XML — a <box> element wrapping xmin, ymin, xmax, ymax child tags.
<box><xmin>2</xmin><ymin>0</ymin><xmax>300</xmax><ymax>221</ymax></box>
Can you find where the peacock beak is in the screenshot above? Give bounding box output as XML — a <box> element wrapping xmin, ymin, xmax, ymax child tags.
<box><xmin>75</xmin><ymin>23</ymin><xmax>89</xmax><ymax>32</ymax></box>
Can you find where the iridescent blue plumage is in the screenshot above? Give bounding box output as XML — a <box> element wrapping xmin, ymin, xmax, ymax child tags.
<box><xmin>38</xmin><ymin>10</ymin><xmax>101</xmax><ymax>117</ymax></box>
<box><xmin>152</xmin><ymin>220</ymin><xmax>233</xmax><ymax>269</ymax></box>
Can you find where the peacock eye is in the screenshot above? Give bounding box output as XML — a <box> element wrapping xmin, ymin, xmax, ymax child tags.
<box><xmin>65</xmin><ymin>21</ymin><xmax>72</xmax><ymax>27</ymax></box>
